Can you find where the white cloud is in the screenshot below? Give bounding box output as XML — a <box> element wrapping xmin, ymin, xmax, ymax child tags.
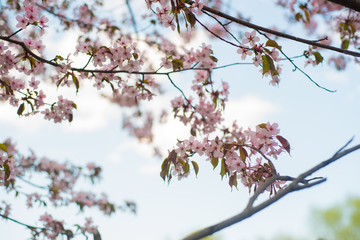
<box><xmin>107</xmin><ymin>139</ymin><xmax>154</xmax><ymax>164</ymax></box>
<box><xmin>223</xmin><ymin>95</ymin><xmax>279</xmax><ymax>127</ymax></box>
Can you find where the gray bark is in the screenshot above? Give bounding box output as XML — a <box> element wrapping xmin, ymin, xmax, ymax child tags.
<box><xmin>326</xmin><ymin>0</ymin><xmax>360</xmax><ymax>12</ymax></box>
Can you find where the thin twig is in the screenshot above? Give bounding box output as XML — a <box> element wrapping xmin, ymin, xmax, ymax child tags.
<box><xmin>257</xmin><ymin>30</ymin><xmax>336</xmax><ymax>92</ymax></box>
<box><xmin>0</xmin><ymin>213</ymin><xmax>42</xmax><ymax>230</ymax></box>
<box><xmin>126</xmin><ymin>0</ymin><xmax>138</xmax><ymax>35</ymax></box>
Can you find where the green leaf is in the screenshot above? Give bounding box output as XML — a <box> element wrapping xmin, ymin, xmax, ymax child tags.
<box><xmin>68</xmin><ymin>113</ymin><xmax>73</xmax><ymax>123</ymax></box>
<box><xmin>17</xmin><ymin>103</ymin><xmax>25</xmax><ymax>116</ymax></box>
<box><xmin>191</xmin><ymin>161</ymin><xmax>199</xmax><ymax>176</ymax></box>
<box><xmin>72</xmin><ymin>74</ymin><xmax>80</xmax><ymax>92</ymax></box>
<box><xmin>258</xmin><ymin>123</ymin><xmax>267</xmax><ymax>129</ymax></box>
<box><xmin>265</xmin><ymin>39</ymin><xmax>282</xmax><ymax>50</ymax></box>
<box><xmin>262</xmin><ymin>55</ymin><xmax>269</xmax><ymax>74</ymax></box>
<box><xmin>72</xmin><ymin>102</ymin><xmax>77</xmax><ymax>109</ymax></box>
<box><xmin>184</xmin><ymin>162</ymin><xmax>190</xmax><ymax>173</ymax></box>
<box><xmin>239</xmin><ymin>146</ymin><xmax>248</xmax><ymax>162</ymax></box>
<box><xmin>220</xmin><ymin>158</ymin><xmax>226</xmax><ymax>179</ymax></box>
<box><xmin>350</xmin><ymin>23</ymin><xmax>356</xmax><ymax>35</ymax></box>
<box><xmin>190</xmin><ymin>127</ymin><xmax>196</xmax><ymax>137</ymax></box>
<box><xmin>262</xmin><ymin>54</ymin><xmax>276</xmax><ymax>75</ymax></box>
<box><xmin>0</xmin><ymin>143</ymin><xmax>7</xmax><ymax>153</ymax></box>
<box><xmin>93</xmin><ymin>230</ymin><xmax>102</xmax><ymax>240</ymax></box>
<box><xmin>313</xmin><ymin>51</ymin><xmax>324</xmax><ymax>65</ymax></box>
<box><xmin>211</xmin><ymin>157</ymin><xmax>219</xmax><ymax>169</ymax></box>
<box><xmin>4</xmin><ymin>162</ymin><xmax>10</xmax><ymax>180</ymax></box>
<box><xmin>160</xmin><ymin>159</ymin><xmax>170</xmax><ymax>181</ymax></box>
<box><xmin>172</xmin><ymin>59</ymin><xmax>183</xmax><ymax>71</ymax></box>
<box><xmin>341</xmin><ymin>39</ymin><xmax>349</xmax><ymax>50</ymax></box>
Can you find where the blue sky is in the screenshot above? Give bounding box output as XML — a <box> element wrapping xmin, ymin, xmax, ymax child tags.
<box><xmin>1</xmin><ymin>0</ymin><xmax>360</xmax><ymax>239</ymax></box>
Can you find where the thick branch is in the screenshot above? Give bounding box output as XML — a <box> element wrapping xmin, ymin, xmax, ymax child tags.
<box><xmin>200</xmin><ymin>5</ymin><xmax>360</xmax><ymax>57</ymax></box>
<box><xmin>183</xmin><ymin>140</ymin><xmax>360</xmax><ymax>240</ymax></box>
<box><xmin>326</xmin><ymin>0</ymin><xmax>360</xmax><ymax>12</ymax></box>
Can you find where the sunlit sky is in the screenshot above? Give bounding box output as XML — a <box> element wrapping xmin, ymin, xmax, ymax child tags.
<box><xmin>1</xmin><ymin>0</ymin><xmax>360</xmax><ymax>240</ymax></box>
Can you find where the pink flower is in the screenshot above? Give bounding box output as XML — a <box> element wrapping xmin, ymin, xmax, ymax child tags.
<box><xmin>242</xmin><ymin>30</ymin><xmax>260</xmax><ymax>47</ymax></box>
<box><xmin>29</xmin><ymin>77</ymin><xmax>40</xmax><ymax>89</ymax></box>
<box><xmin>16</xmin><ymin>15</ymin><xmax>27</xmax><ymax>29</ymax></box>
<box><xmin>39</xmin><ymin>16</ymin><xmax>49</xmax><ymax>28</ymax></box>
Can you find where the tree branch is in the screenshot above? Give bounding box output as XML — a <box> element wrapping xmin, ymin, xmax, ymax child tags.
<box><xmin>183</xmin><ymin>140</ymin><xmax>360</xmax><ymax>240</ymax></box>
<box><xmin>326</xmin><ymin>0</ymin><xmax>360</xmax><ymax>12</ymax></box>
<box><xmin>199</xmin><ymin>5</ymin><xmax>360</xmax><ymax>57</ymax></box>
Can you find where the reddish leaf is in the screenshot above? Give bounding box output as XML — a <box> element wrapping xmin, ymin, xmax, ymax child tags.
<box><xmin>276</xmin><ymin>135</ymin><xmax>291</xmax><ymax>154</ymax></box>
<box><xmin>184</xmin><ymin>8</ymin><xmax>196</xmax><ymax>28</ymax></box>
<box><xmin>160</xmin><ymin>161</ymin><xmax>169</xmax><ymax>181</ymax></box>
<box><xmin>4</xmin><ymin>162</ymin><xmax>10</xmax><ymax>180</ymax></box>
<box><xmin>168</xmin><ymin>150</ymin><xmax>177</xmax><ymax>163</ymax></box>
<box><xmin>17</xmin><ymin>103</ymin><xmax>25</xmax><ymax>116</ymax></box>
<box><xmin>229</xmin><ymin>173</ymin><xmax>238</xmax><ymax>189</ymax></box>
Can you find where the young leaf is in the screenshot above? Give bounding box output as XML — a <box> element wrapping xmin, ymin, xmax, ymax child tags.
<box><xmin>172</xmin><ymin>59</ymin><xmax>184</xmax><ymax>71</ymax></box>
<box><xmin>0</xmin><ymin>143</ymin><xmax>7</xmax><ymax>153</ymax></box>
<box><xmin>4</xmin><ymin>162</ymin><xmax>10</xmax><ymax>180</ymax></box>
<box><xmin>239</xmin><ymin>146</ymin><xmax>248</xmax><ymax>162</ymax></box>
<box><xmin>341</xmin><ymin>39</ymin><xmax>349</xmax><ymax>50</ymax></box>
<box><xmin>211</xmin><ymin>157</ymin><xmax>219</xmax><ymax>169</ymax></box>
<box><xmin>93</xmin><ymin>230</ymin><xmax>102</xmax><ymax>240</ymax></box>
<box><xmin>168</xmin><ymin>150</ymin><xmax>177</xmax><ymax>163</ymax></box>
<box><xmin>191</xmin><ymin>161</ymin><xmax>199</xmax><ymax>176</ymax></box>
<box><xmin>220</xmin><ymin>158</ymin><xmax>226</xmax><ymax>179</ymax></box>
<box><xmin>17</xmin><ymin>103</ymin><xmax>25</xmax><ymax>116</ymax></box>
<box><xmin>160</xmin><ymin>160</ymin><xmax>169</xmax><ymax>181</ymax></box>
<box><xmin>72</xmin><ymin>74</ymin><xmax>80</xmax><ymax>92</ymax></box>
<box><xmin>265</xmin><ymin>39</ymin><xmax>282</xmax><ymax>50</ymax></box>
<box><xmin>313</xmin><ymin>51</ymin><xmax>324</xmax><ymax>65</ymax></box>
<box><xmin>184</xmin><ymin>161</ymin><xmax>190</xmax><ymax>173</ymax></box>
<box><xmin>258</xmin><ymin>123</ymin><xmax>267</xmax><ymax>129</ymax></box>
<box><xmin>262</xmin><ymin>55</ymin><xmax>269</xmax><ymax>74</ymax></box>
<box><xmin>276</xmin><ymin>135</ymin><xmax>291</xmax><ymax>154</ymax></box>
<box><xmin>229</xmin><ymin>173</ymin><xmax>238</xmax><ymax>189</ymax></box>
<box><xmin>184</xmin><ymin>8</ymin><xmax>196</xmax><ymax>28</ymax></box>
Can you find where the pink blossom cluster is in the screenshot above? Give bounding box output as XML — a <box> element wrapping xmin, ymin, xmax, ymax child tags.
<box><xmin>237</xmin><ymin>30</ymin><xmax>282</xmax><ymax>86</ymax></box>
<box><xmin>171</xmin><ymin>75</ymin><xmax>228</xmax><ymax>136</ymax></box>
<box><xmin>42</xmin><ymin>96</ymin><xmax>76</xmax><ymax>123</ymax></box>
<box><xmin>80</xmin><ymin>218</ymin><xmax>98</xmax><ymax>234</ymax></box>
<box><xmin>0</xmin><ymin>138</ymin><xmax>135</xmax><ymax>239</ymax></box>
<box><xmin>162</xmin><ymin>122</ymin><xmax>289</xmax><ymax>192</ymax></box>
<box><xmin>15</xmin><ymin>0</ymin><xmax>49</xmax><ymax>33</ymax></box>
<box><xmin>0</xmin><ymin>201</ymin><xmax>11</xmax><ymax>217</ymax></box>
<box><xmin>71</xmin><ymin>192</ymin><xmax>116</xmax><ymax>216</ymax></box>
<box><xmin>39</xmin><ymin>213</ymin><xmax>65</xmax><ymax>239</ymax></box>
<box><xmin>277</xmin><ymin>0</ymin><xmax>360</xmax><ymax>68</ymax></box>
<box><xmin>123</xmin><ymin>112</ymin><xmax>154</xmax><ymax>143</ymax></box>
<box><xmin>145</xmin><ymin>0</ymin><xmax>206</xmax><ymax>30</ymax></box>
<box><xmin>76</xmin><ymin>36</ymin><xmax>144</xmax><ymax>72</ymax></box>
